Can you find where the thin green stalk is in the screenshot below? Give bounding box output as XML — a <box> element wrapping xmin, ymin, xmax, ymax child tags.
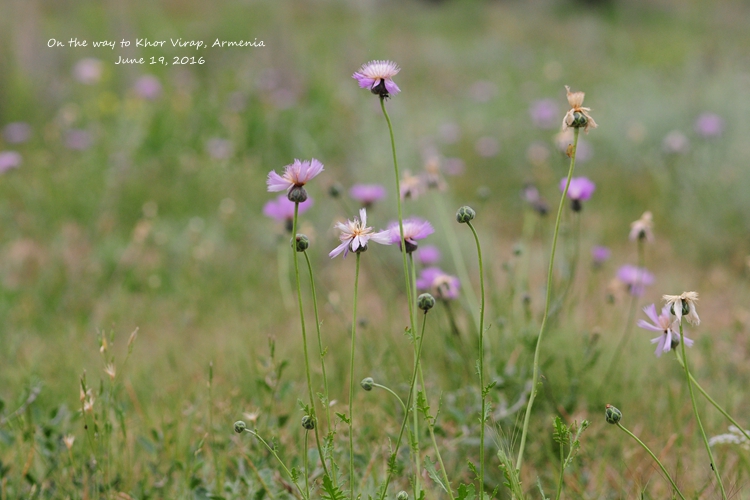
<box><xmin>348</xmin><ymin>253</ymin><xmax>362</xmax><ymax>500</ymax></box>
<box><xmin>243</xmin><ymin>428</ymin><xmax>308</xmax><ymax>500</ymax></box>
<box><xmin>304</xmin><ymin>431</ymin><xmax>310</xmax><ymax>500</ymax></box>
<box><xmin>516</xmin><ymin>128</ymin><xmax>580</xmax><ymax>471</ymax></box>
<box><xmin>409</xmin><ymin>254</ymin><xmax>422</xmax><ymax>496</ymax></box>
<box><xmin>674</xmin><ymin>352</ymin><xmax>750</xmax><ymax>442</ymax></box>
<box><xmin>554</xmin><ymin>435</ymin><xmax>564</xmax><ymax>500</ymax></box>
<box><xmin>615</xmin><ymin>423</ymin><xmax>686</xmax><ymax>500</ymax></box>
<box><xmin>679</xmin><ymin>322</ymin><xmax>727</xmax><ymax>499</ymax></box>
<box><xmin>465</xmin><ymin>221</ymin><xmax>487</xmax><ymax>495</ymax></box>
<box><xmin>372</xmin><ymin>383</ymin><xmax>407</xmax><ymax>414</ymax></box>
<box><xmin>291</xmin><ymin>204</ymin><xmax>330</xmax><ymax>480</ymax></box>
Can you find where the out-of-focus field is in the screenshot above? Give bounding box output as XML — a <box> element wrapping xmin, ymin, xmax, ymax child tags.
<box><xmin>1</xmin><ymin>0</ymin><xmax>750</xmax><ymax>498</ymax></box>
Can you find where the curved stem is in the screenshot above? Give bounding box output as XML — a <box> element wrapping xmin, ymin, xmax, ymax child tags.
<box><xmin>244</xmin><ymin>428</ymin><xmax>308</xmax><ymax>500</ymax></box>
<box><xmin>615</xmin><ymin>423</ymin><xmax>686</xmax><ymax>500</ymax></box>
<box><xmin>292</xmin><ymin>204</ymin><xmax>330</xmax><ymax>479</ymax></box>
<box><xmin>348</xmin><ymin>253</ymin><xmax>362</xmax><ymax>500</ymax></box>
<box><xmin>372</xmin><ymin>383</ymin><xmax>407</xmax><ymax>414</ymax></box>
<box><xmin>465</xmin><ymin>221</ymin><xmax>486</xmax><ymax>494</ymax></box>
<box><xmin>516</xmin><ymin>128</ymin><xmax>579</xmax><ymax>471</ymax></box>
<box><xmin>679</xmin><ymin>322</ymin><xmax>727</xmax><ymax>499</ymax></box>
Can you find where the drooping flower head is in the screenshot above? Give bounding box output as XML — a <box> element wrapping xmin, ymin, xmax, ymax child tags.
<box><xmin>329</xmin><ymin>208</ymin><xmax>391</xmax><ymax>259</ymax></box>
<box><xmin>387</xmin><ymin>218</ymin><xmax>434</xmax><ymax>254</ymax></box>
<box><xmin>562</xmin><ymin>85</ymin><xmax>597</xmax><ymax>133</ymax></box>
<box><xmin>416</xmin><ymin>267</ymin><xmax>460</xmax><ymax>301</ymax></box>
<box><xmin>266</xmin><ymin>158</ymin><xmax>324</xmax><ymax>203</ymax></box>
<box><xmin>616</xmin><ymin>264</ymin><xmax>655</xmax><ymax>296</ymax></box>
<box><xmin>637</xmin><ymin>303</ymin><xmax>693</xmax><ymax>357</ymax></box>
<box><xmin>629</xmin><ymin>211</ymin><xmax>654</xmax><ymax>242</ymax></box>
<box><xmin>352</xmin><ymin>60</ymin><xmax>401</xmax><ymax>99</ymax></box>
<box><xmin>560</xmin><ymin>176</ymin><xmax>595</xmax><ymax>212</ymax></box>
<box><xmin>349</xmin><ymin>183</ymin><xmax>386</xmax><ymax>208</ymax></box>
<box><xmin>263</xmin><ymin>195</ymin><xmax>313</xmax><ymax>232</ymax></box>
<box><xmin>663</xmin><ymin>291</ymin><xmax>700</xmax><ymax>326</ymax></box>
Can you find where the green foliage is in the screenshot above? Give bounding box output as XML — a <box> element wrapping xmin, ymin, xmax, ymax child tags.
<box><xmin>321</xmin><ymin>474</ymin><xmax>347</xmax><ymax>500</ymax></box>
<box><xmin>424</xmin><ymin>456</ymin><xmax>449</xmax><ymax>493</ymax></box>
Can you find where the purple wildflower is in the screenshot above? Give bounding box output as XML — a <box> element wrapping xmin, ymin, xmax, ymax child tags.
<box><xmin>3</xmin><ymin>122</ymin><xmax>32</xmax><ymax>144</ymax></box>
<box><xmin>352</xmin><ymin>60</ymin><xmax>401</xmax><ymax>98</ymax></box>
<box><xmin>694</xmin><ymin>113</ymin><xmax>724</xmax><ymax>138</ymax></box>
<box><xmin>637</xmin><ymin>303</ymin><xmax>693</xmax><ymax>357</ymax></box>
<box><xmin>349</xmin><ymin>183</ymin><xmax>386</xmax><ymax>207</ymax></box>
<box><xmin>0</xmin><ymin>151</ymin><xmax>22</xmax><ymax>173</ymax></box>
<box><xmin>267</xmin><ymin>158</ymin><xmax>324</xmax><ymax>202</ymax></box>
<box><xmin>417</xmin><ymin>245</ymin><xmax>441</xmax><ymax>266</ymax></box>
<box><xmin>529</xmin><ymin>99</ymin><xmax>560</xmax><ymax>129</ymax></box>
<box><xmin>73</xmin><ymin>58</ymin><xmax>103</xmax><ymax>85</ymax></box>
<box><xmin>134</xmin><ymin>75</ymin><xmax>162</xmax><ymax>100</ymax></box>
<box><xmin>591</xmin><ymin>246</ymin><xmax>611</xmax><ymax>265</ymax></box>
<box><xmin>263</xmin><ymin>195</ymin><xmax>313</xmax><ymax>232</ymax></box>
<box><xmin>416</xmin><ymin>267</ymin><xmax>460</xmax><ymax>301</ymax></box>
<box><xmin>387</xmin><ymin>218</ymin><xmax>434</xmax><ymax>254</ymax></box>
<box><xmin>329</xmin><ymin>208</ymin><xmax>391</xmax><ymax>259</ymax></box>
<box><xmin>617</xmin><ymin>264</ymin><xmax>654</xmax><ymax>296</ymax></box>
<box><xmin>560</xmin><ymin>176</ymin><xmax>595</xmax><ymax>212</ymax></box>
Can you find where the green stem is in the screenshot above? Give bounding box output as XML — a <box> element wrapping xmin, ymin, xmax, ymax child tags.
<box><xmin>304</xmin><ymin>431</ymin><xmax>310</xmax><ymax>500</ymax></box>
<box><xmin>372</xmin><ymin>383</ymin><xmax>407</xmax><ymax>414</ymax></box>
<box><xmin>292</xmin><ymin>204</ymin><xmax>330</xmax><ymax>480</ymax></box>
<box><xmin>516</xmin><ymin>127</ymin><xmax>580</xmax><ymax>471</ymax></box>
<box><xmin>615</xmin><ymin>423</ymin><xmax>686</xmax><ymax>500</ymax></box>
<box><xmin>554</xmin><ymin>436</ymin><xmax>564</xmax><ymax>500</ymax></box>
<box><xmin>243</xmin><ymin>428</ymin><xmax>308</xmax><ymax>500</ymax></box>
<box><xmin>679</xmin><ymin>322</ymin><xmax>727</xmax><ymax>499</ymax></box>
<box><xmin>465</xmin><ymin>221</ymin><xmax>486</xmax><ymax>495</ymax></box>
<box><xmin>409</xmin><ymin>254</ymin><xmax>422</xmax><ymax>496</ymax></box>
<box><xmin>349</xmin><ymin>253</ymin><xmax>362</xmax><ymax>500</ymax></box>
<box><xmin>674</xmin><ymin>352</ymin><xmax>750</xmax><ymax>442</ymax></box>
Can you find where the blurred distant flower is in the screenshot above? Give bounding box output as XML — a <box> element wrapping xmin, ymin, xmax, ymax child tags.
<box><xmin>554</xmin><ymin>130</ymin><xmax>592</xmax><ymax>162</ymax></box>
<box><xmin>663</xmin><ymin>291</ymin><xmax>700</xmax><ymax>326</ymax></box>
<box><xmin>526</xmin><ymin>142</ymin><xmax>550</xmax><ymax>167</ymax></box>
<box><xmin>439</xmin><ymin>122</ymin><xmax>461</xmax><ymax>144</ymax></box>
<box><xmin>662</xmin><ymin>130</ymin><xmax>690</xmax><ymax>154</ymax></box>
<box><xmin>267</xmin><ymin>158</ymin><xmax>324</xmax><ymax>202</ymax></box>
<box><xmin>205</xmin><ymin>138</ymin><xmax>233</xmax><ymax>160</ymax></box>
<box><xmin>591</xmin><ymin>246</ymin><xmax>611</xmax><ymax>265</ymax></box>
<box><xmin>73</xmin><ymin>58</ymin><xmax>102</xmax><ymax>85</ymax></box>
<box><xmin>134</xmin><ymin>75</ymin><xmax>162</xmax><ymax>100</ymax></box>
<box><xmin>638</xmin><ymin>303</ymin><xmax>692</xmax><ymax>358</ymax></box>
<box><xmin>617</xmin><ymin>264</ymin><xmax>654</xmax><ymax>296</ymax></box>
<box><xmin>522</xmin><ymin>183</ymin><xmax>549</xmax><ymax>216</ymax></box>
<box><xmin>694</xmin><ymin>113</ymin><xmax>724</xmax><ymax>138</ymax></box>
<box><xmin>0</xmin><ymin>151</ymin><xmax>22</xmax><ymax>173</ymax></box>
<box><xmin>529</xmin><ymin>99</ymin><xmax>560</xmax><ymax>129</ymax></box>
<box><xmin>349</xmin><ymin>183</ymin><xmax>386</xmax><ymax>207</ymax></box>
<box><xmin>475</xmin><ymin>136</ymin><xmax>499</xmax><ymax>157</ymax></box>
<box><xmin>560</xmin><ymin>176</ymin><xmax>595</xmax><ymax>212</ymax></box>
<box><xmin>416</xmin><ymin>245</ymin><xmax>441</xmax><ymax>265</ymax></box>
<box><xmin>709</xmin><ymin>426</ymin><xmax>750</xmax><ymax>449</ymax></box>
<box><xmin>387</xmin><ymin>217</ymin><xmax>434</xmax><ymax>254</ymax></box>
<box><xmin>629</xmin><ymin>211</ymin><xmax>654</xmax><ymax>242</ymax></box>
<box><xmin>263</xmin><ymin>195</ymin><xmax>313</xmax><ymax>231</ymax></box>
<box><xmin>442</xmin><ymin>157</ymin><xmax>465</xmax><ymax>176</ymax></box>
<box><xmin>63</xmin><ymin>434</ymin><xmax>75</xmax><ymax>451</ymax></box>
<box><xmin>562</xmin><ymin>85</ymin><xmax>597</xmax><ymax>133</ymax></box>
<box><xmin>352</xmin><ymin>60</ymin><xmax>401</xmax><ymax>98</ymax></box>
<box><xmin>421</xmin><ymin>154</ymin><xmax>447</xmax><ymax>191</ymax></box>
<box><xmin>329</xmin><ymin>208</ymin><xmax>390</xmax><ymax>259</ymax></box>
<box><xmin>2</xmin><ymin>122</ymin><xmax>31</xmax><ymax>144</ymax></box>
<box><xmin>400</xmin><ymin>170</ymin><xmax>423</xmax><ymax>200</ymax></box>
<box><xmin>416</xmin><ymin>267</ymin><xmax>460</xmax><ymax>300</ymax></box>
<box><xmin>64</xmin><ymin>129</ymin><xmax>92</xmax><ymax>151</ymax></box>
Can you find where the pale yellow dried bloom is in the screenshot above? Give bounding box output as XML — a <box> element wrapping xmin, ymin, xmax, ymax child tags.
<box><xmin>562</xmin><ymin>85</ymin><xmax>598</xmax><ymax>133</ymax></box>
<box><xmin>100</xmin><ymin>337</ymin><xmax>108</xmax><ymax>354</ymax></box>
<box><xmin>104</xmin><ymin>363</ymin><xmax>116</xmax><ymax>381</ymax></box>
<box><xmin>663</xmin><ymin>291</ymin><xmax>700</xmax><ymax>326</ymax></box>
<box><xmin>63</xmin><ymin>434</ymin><xmax>75</xmax><ymax>451</ymax></box>
<box><xmin>83</xmin><ymin>394</ymin><xmax>95</xmax><ymax>413</ymax></box>
<box><xmin>629</xmin><ymin>211</ymin><xmax>654</xmax><ymax>242</ymax></box>
<box><xmin>128</xmin><ymin>327</ymin><xmax>139</xmax><ymax>349</ymax></box>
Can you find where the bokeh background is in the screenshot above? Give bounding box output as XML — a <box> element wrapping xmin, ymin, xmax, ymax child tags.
<box><xmin>1</xmin><ymin>0</ymin><xmax>750</xmax><ymax>497</ymax></box>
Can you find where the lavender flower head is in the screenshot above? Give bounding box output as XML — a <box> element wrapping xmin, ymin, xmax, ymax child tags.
<box><xmin>73</xmin><ymin>58</ymin><xmax>103</xmax><ymax>85</ymax></box>
<box><xmin>416</xmin><ymin>245</ymin><xmax>441</xmax><ymax>266</ymax></box>
<box><xmin>638</xmin><ymin>303</ymin><xmax>693</xmax><ymax>357</ymax></box>
<box><xmin>417</xmin><ymin>267</ymin><xmax>460</xmax><ymax>301</ymax></box>
<box><xmin>352</xmin><ymin>60</ymin><xmax>401</xmax><ymax>98</ymax></box>
<box><xmin>3</xmin><ymin>122</ymin><xmax>32</xmax><ymax>144</ymax></box>
<box><xmin>329</xmin><ymin>208</ymin><xmax>391</xmax><ymax>259</ymax></box>
<box><xmin>616</xmin><ymin>264</ymin><xmax>654</xmax><ymax>296</ymax></box>
<box><xmin>560</xmin><ymin>176</ymin><xmax>595</xmax><ymax>212</ymax></box>
<box><xmin>267</xmin><ymin>158</ymin><xmax>324</xmax><ymax>203</ymax></box>
<box><xmin>529</xmin><ymin>99</ymin><xmax>560</xmax><ymax>129</ymax></box>
<box><xmin>0</xmin><ymin>151</ymin><xmax>22</xmax><ymax>173</ymax></box>
<box><xmin>349</xmin><ymin>183</ymin><xmax>386</xmax><ymax>207</ymax></box>
<box><xmin>694</xmin><ymin>113</ymin><xmax>724</xmax><ymax>138</ymax></box>
<box><xmin>263</xmin><ymin>195</ymin><xmax>313</xmax><ymax>232</ymax></box>
<box><xmin>591</xmin><ymin>246</ymin><xmax>611</xmax><ymax>266</ymax></box>
<box><xmin>387</xmin><ymin>218</ymin><xmax>434</xmax><ymax>254</ymax></box>
<box><xmin>134</xmin><ymin>75</ymin><xmax>162</xmax><ymax>100</ymax></box>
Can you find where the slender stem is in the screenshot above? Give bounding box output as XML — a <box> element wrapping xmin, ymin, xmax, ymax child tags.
<box><xmin>516</xmin><ymin>127</ymin><xmax>580</xmax><ymax>471</ymax></box>
<box><xmin>615</xmin><ymin>423</ymin><xmax>686</xmax><ymax>500</ymax></box>
<box><xmin>348</xmin><ymin>253</ymin><xmax>362</xmax><ymax>500</ymax></box>
<box><xmin>244</xmin><ymin>428</ymin><xmax>308</xmax><ymax>500</ymax></box>
<box><xmin>304</xmin><ymin>431</ymin><xmax>310</xmax><ymax>499</ymax></box>
<box><xmin>679</xmin><ymin>322</ymin><xmax>727</xmax><ymax>499</ymax></box>
<box><xmin>465</xmin><ymin>221</ymin><xmax>486</xmax><ymax>494</ymax></box>
<box><xmin>554</xmin><ymin>436</ymin><xmax>564</xmax><ymax>500</ymax></box>
<box><xmin>674</xmin><ymin>352</ymin><xmax>750</xmax><ymax>442</ymax></box>
<box><xmin>292</xmin><ymin>204</ymin><xmax>330</xmax><ymax>479</ymax></box>
<box><xmin>372</xmin><ymin>383</ymin><xmax>407</xmax><ymax>414</ymax></box>
<box><xmin>409</xmin><ymin>254</ymin><xmax>422</xmax><ymax>496</ymax></box>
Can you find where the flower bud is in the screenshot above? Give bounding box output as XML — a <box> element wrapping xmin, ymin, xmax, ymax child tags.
<box><xmin>605</xmin><ymin>404</ymin><xmax>622</xmax><ymax>425</ymax></box>
<box><xmin>417</xmin><ymin>293</ymin><xmax>436</xmax><ymax>312</ymax></box>
<box><xmin>288</xmin><ymin>185</ymin><xmax>308</xmax><ymax>203</ymax></box>
<box><xmin>328</xmin><ymin>183</ymin><xmax>343</xmax><ymax>199</ymax></box>
<box><xmin>456</xmin><ymin>206</ymin><xmax>476</xmax><ymax>224</ymax></box>
<box><xmin>360</xmin><ymin>377</ymin><xmax>374</xmax><ymax>391</ymax></box>
<box><xmin>293</xmin><ymin>234</ymin><xmax>310</xmax><ymax>252</ymax></box>
<box><xmin>396</xmin><ymin>491</ymin><xmax>409</xmax><ymax>500</ymax></box>
<box><xmin>301</xmin><ymin>415</ymin><xmax>315</xmax><ymax>430</ymax></box>
<box><xmin>570</xmin><ymin>111</ymin><xmax>588</xmax><ymax>129</ymax></box>
<box><xmin>234</xmin><ymin>420</ymin><xmax>247</xmax><ymax>434</ymax></box>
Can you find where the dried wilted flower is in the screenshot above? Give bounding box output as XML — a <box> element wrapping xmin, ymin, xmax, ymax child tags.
<box><xmin>663</xmin><ymin>291</ymin><xmax>700</xmax><ymax>326</ymax></box>
<box><xmin>63</xmin><ymin>434</ymin><xmax>75</xmax><ymax>451</ymax></box>
<box><xmin>562</xmin><ymin>85</ymin><xmax>597</xmax><ymax>133</ymax></box>
<box><xmin>629</xmin><ymin>211</ymin><xmax>654</xmax><ymax>242</ymax></box>
<box><xmin>104</xmin><ymin>363</ymin><xmax>116</xmax><ymax>381</ymax></box>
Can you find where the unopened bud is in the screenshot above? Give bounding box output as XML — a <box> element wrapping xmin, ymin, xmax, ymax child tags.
<box><xmin>605</xmin><ymin>404</ymin><xmax>622</xmax><ymax>425</ymax></box>
<box><xmin>288</xmin><ymin>185</ymin><xmax>308</xmax><ymax>203</ymax></box>
<box><xmin>360</xmin><ymin>377</ymin><xmax>374</xmax><ymax>391</ymax></box>
<box><xmin>570</xmin><ymin>111</ymin><xmax>588</xmax><ymax>129</ymax></box>
<box><xmin>234</xmin><ymin>421</ymin><xmax>247</xmax><ymax>434</ymax></box>
<box><xmin>456</xmin><ymin>206</ymin><xmax>476</xmax><ymax>224</ymax></box>
<box><xmin>417</xmin><ymin>293</ymin><xmax>435</xmax><ymax>312</ymax></box>
<box><xmin>293</xmin><ymin>234</ymin><xmax>310</xmax><ymax>252</ymax></box>
<box><xmin>397</xmin><ymin>491</ymin><xmax>409</xmax><ymax>500</ymax></box>
<box><xmin>301</xmin><ymin>415</ymin><xmax>315</xmax><ymax>430</ymax></box>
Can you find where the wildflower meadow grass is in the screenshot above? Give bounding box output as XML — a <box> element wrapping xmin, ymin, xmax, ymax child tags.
<box><xmin>2</xmin><ymin>0</ymin><xmax>750</xmax><ymax>498</ymax></box>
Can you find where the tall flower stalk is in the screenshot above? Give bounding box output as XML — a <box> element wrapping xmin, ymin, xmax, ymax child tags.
<box><xmin>348</xmin><ymin>253</ymin><xmax>362</xmax><ymax>499</ymax></box>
